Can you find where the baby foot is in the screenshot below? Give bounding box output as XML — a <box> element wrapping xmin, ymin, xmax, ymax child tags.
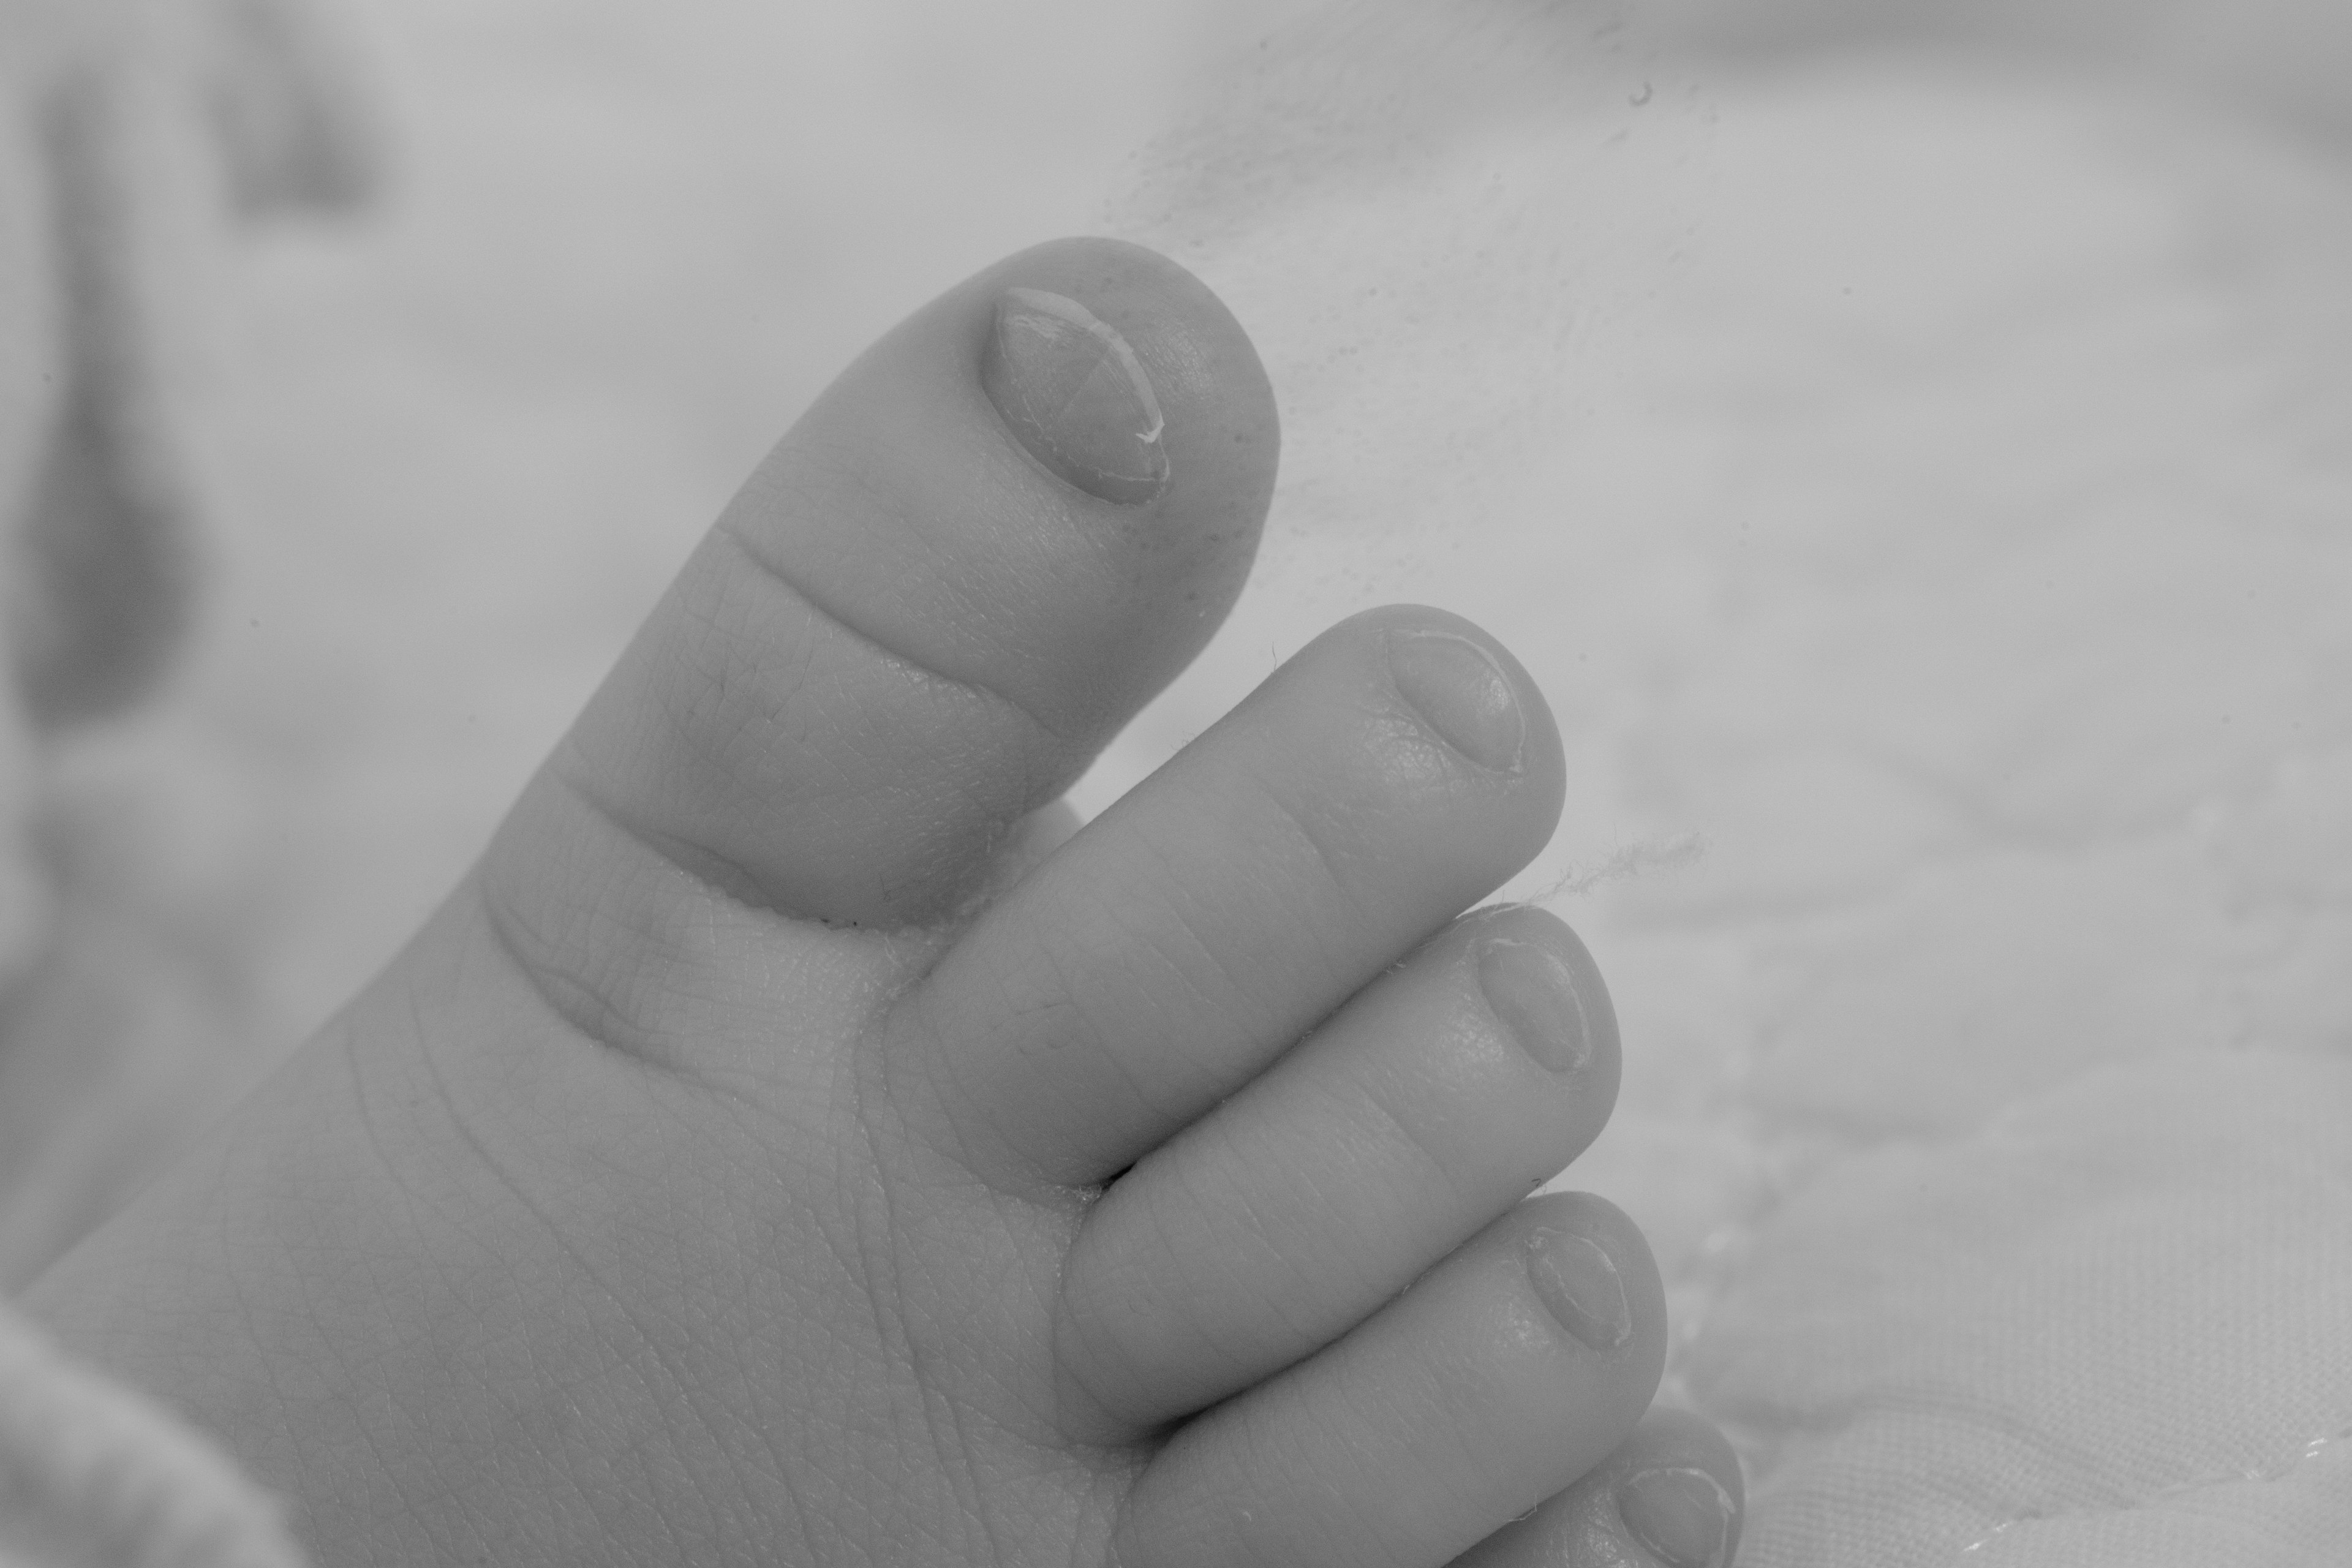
<box><xmin>26</xmin><ymin>238</ymin><xmax>1741</xmax><ymax>1568</ymax></box>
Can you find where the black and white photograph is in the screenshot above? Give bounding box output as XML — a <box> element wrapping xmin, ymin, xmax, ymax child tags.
<box><xmin>1</xmin><ymin>3</ymin><xmax>2346</xmax><ymax>1564</ymax></box>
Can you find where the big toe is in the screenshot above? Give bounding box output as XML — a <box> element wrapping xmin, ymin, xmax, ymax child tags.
<box><xmin>504</xmin><ymin>237</ymin><xmax>1276</xmax><ymax>930</ymax></box>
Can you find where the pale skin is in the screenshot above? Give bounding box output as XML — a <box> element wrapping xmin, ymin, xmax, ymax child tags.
<box><xmin>28</xmin><ymin>237</ymin><xmax>1745</xmax><ymax>1568</ymax></box>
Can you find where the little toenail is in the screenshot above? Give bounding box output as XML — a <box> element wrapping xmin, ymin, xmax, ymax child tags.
<box><xmin>1387</xmin><ymin>631</ymin><xmax>1524</xmax><ymax>772</ymax></box>
<box><xmin>1525</xmin><ymin>1227</ymin><xmax>1630</xmax><ymax>1352</ymax></box>
<box><xmin>1616</xmin><ymin>1466</ymin><xmax>1736</xmax><ymax>1568</ymax></box>
<box><xmin>982</xmin><ymin>286</ymin><xmax>1170</xmax><ymax>504</ymax></box>
<box><xmin>1477</xmin><ymin>938</ymin><xmax>1592</xmax><ymax>1074</ymax></box>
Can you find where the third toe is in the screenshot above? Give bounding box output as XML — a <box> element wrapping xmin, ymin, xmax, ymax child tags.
<box><xmin>1054</xmin><ymin>905</ymin><xmax>1622</xmax><ymax>1432</ymax></box>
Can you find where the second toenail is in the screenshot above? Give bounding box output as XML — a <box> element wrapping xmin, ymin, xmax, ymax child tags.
<box><xmin>1525</xmin><ymin>1227</ymin><xmax>1630</xmax><ymax>1352</ymax></box>
<box><xmin>982</xmin><ymin>287</ymin><xmax>1170</xmax><ymax>505</ymax></box>
<box><xmin>1615</xmin><ymin>1467</ymin><xmax>1736</xmax><ymax>1568</ymax></box>
<box><xmin>1477</xmin><ymin>938</ymin><xmax>1593</xmax><ymax>1074</ymax></box>
<box><xmin>1387</xmin><ymin>631</ymin><xmax>1525</xmax><ymax>772</ymax></box>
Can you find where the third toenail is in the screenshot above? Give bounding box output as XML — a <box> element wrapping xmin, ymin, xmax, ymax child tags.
<box><xmin>1387</xmin><ymin>631</ymin><xmax>1524</xmax><ymax>772</ymax></box>
<box><xmin>982</xmin><ymin>286</ymin><xmax>1170</xmax><ymax>505</ymax></box>
<box><xmin>1615</xmin><ymin>1467</ymin><xmax>1736</xmax><ymax>1568</ymax></box>
<box><xmin>1525</xmin><ymin>1227</ymin><xmax>1630</xmax><ymax>1352</ymax></box>
<box><xmin>1477</xmin><ymin>938</ymin><xmax>1592</xmax><ymax>1074</ymax></box>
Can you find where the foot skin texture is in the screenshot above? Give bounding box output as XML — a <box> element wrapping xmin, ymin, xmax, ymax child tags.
<box><xmin>26</xmin><ymin>238</ymin><xmax>1736</xmax><ymax>1568</ymax></box>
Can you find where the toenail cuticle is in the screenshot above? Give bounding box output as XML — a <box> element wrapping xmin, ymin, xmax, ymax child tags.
<box><xmin>1525</xmin><ymin>1227</ymin><xmax>1630</xmax><ymax>1352</ymax></box>
<box><xmin>1478</xmin><ymin>938</ymin><xmax>1592</xmax><ymax>1074</ymax></box>
<box><xmin>1387</xmin><ymin>631</ymin><xmax>1524</xmax><ymax>772</ymax></box>
<box><xmin>982</xmin><ymin>287</ymin><xmax>1170</xmax><ymax>504</ymax></box>
<box><xmin>1615</xmin><ymin>1466</ymin><xmax>1736</xmax><ymax>1568</ymax></box>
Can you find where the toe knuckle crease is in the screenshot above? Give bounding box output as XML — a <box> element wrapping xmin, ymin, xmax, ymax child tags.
<box><xmin>710</xmin><ymin>521</ymin><xmax>1075</xmax><ymax>753</ymax></box>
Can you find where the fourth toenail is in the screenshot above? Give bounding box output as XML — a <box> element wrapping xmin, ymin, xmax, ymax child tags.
<box><xmin>1525</xmin><ymin>1227</ymin><xmax>1630</xmax><ymax>1352</ymax></box>
<box><xmin>1387</xmin><ymin>631</ymin><xmax>1525</xmax><ymax>772</ymax></box>
<box><xmin>1615</xmin><ymin>1466</ymin><xmax>1736</xmax><ymax>1568</ymax></box>
<box><xmin>982</xmin><ymin>286</ymin><xmax>1170</xmax><ymax>505</ymax></box>
<box><xmin>1477</xmin><ymin>938</ymin><xmax>1592</xmax><ymax>1073</ymax></box>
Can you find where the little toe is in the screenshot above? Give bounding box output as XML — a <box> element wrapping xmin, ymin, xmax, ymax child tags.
<box><xmin>489</xmin><ymin>236</ymin><xmax>1276</xmax><ymax>940</ymax></box>
<box><xmin>898</xmin><ymin>606</ymin><xmax>1567</xmax><ymax>1191</ymax></box>
<box><xmin>1113</xmin><ymin>1192</ymin><xmax>1666</xmax><ymax>1568</ymax></box>
<box><xmin>1453</xmin><ymin>1407</ymin><xmax>1746</xmax><ymax>1568</ymax></box>
<box><xmin>1055</xmin><ymin>905</ymin><xmax>1621</xmax><ymax>1432</ymax></box>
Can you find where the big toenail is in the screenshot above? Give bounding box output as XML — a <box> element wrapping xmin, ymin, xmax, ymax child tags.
<box><xmin>1477</xmin><ymin>938</ymin><xmax>1593</xmax><ymax>1074</ymax></box>
<box><xmin>1525</xmin><ymin>1227</ymin><xmax>1630</xmax><ymax>1352</ymax></box>
<box><xmin>1387</xmin><ymin>631</ymin><xmax>1524</xmax><ymax>772</ymax></box>
<box><xmin>1615</xmin><ymin>1467</ymin><xmax>1736</xmax><ymax>1568</ymax></box>
<box><xmin>982</xmin><ymin>286</ymin><xmax>1170</xmax><ymax>504</ymax></box>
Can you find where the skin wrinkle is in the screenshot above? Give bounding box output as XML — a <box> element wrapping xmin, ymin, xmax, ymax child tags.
<box><xmin>1041</xmin><ymin>895</ymin><xmax>1179</xmax><ymax>1117</ymax></box>
<box><xmin>1050</xmin><ymin>1214</ymin><xmax>1167</xmax><ymax>1441</ymax></box>
<box><xmin>1253</xmin><ymin>774</ymin><xmax>1389</xmax><ymax>933</ymax></box>
<box><xmin>1123</xmin><ymin>1154</ymin><xmax>1246</xmax><ymax>1401</ymax></box>
<box><xmin>1123</xmin><ymin>771</ymin><xmax>1365</xmax><ymax>1025</ymax></box>
<box><xmin>712</xmin><ymin>511</ymin><xmax>1079</xmax><ymax>761</ymax></box>
<box><xmin>396</xmin><ymin>960</ymin><xmax>815</xmax><ymax>1562</ymax></box>
<box><xmin>1241</xmin><ymin>1125</ymin><xmax>1389</xmax><ymax>1348</ymax></box>
<box><xmin>1345</xmin><ymin>1033</ymin><xmax>1483</xmax><ymax>1218</ymax></box>
<box><xmin>209</xmin><ymin>1177</ymin><xmax>309</xmax><ymax>1510</ymax></box>
<box><xmin>1316</xmin><ymin>1340</ymin><xmax>1454</xmax><ymax>1567</ymax></box>
<box><xmin>652</xmin><ymin>589</ymin><xmax>799</xmax><ymax>829</ymax></box>
<box><xmin>846</xmin><ymin>1049</ymin><xmax>982</xmax><ymax>1560</ymax></box>
<box><xmin>347</xmin><ymin>1001</ymin><xmax>522</xmax><ymax>1558</ymax></box>
<box><xmin>487</xmin><ymin>767</ymin><xmax>904</xmax><ymax>1105</ymax></box>
<box><xmin>682</xmin><ymin>533</ymin><xmax>1055</xmax><ymax>832</ymax></box>
<box><xmin>1003</xmin><ymin>844</ymin><xmax>1246</xmax><ymax>1145</ymax></box>
<box><xmin>1146</xmin><ymin>1072</ymin><xmax>1433</xmax><ymax>1345</ymax></box>
<box><xmin>893</xmin><ymin>976</ymin><xmax>1058</xmax><ymax>1200</ymax></box>
<box><xmin>917</xmin><ymin>1358</ymin><xmax>1012</xmax><ymax>1568</ymax></box>
<box><xmin>1158</xmin><ymin>1123</ymin><xmax>1313</xmax><ymax>1363</ymax></box>
<box><xmin>654</xmin><ymin>531</ymin><xmax>1077</xmax><ymax>921</ymax></box>
<box><xmin>478</xmin><ymin>817</ymin><xmax>681</xmax><ymax>1073</ymax></box>
<box><xmin>1120</xmin><ymin>867</ymin><xmax>1316</xmax><ymax>1107</ymax></box>
<box><xmin>748</xmin><ymin>426</ymin><xmax>1042</xmax><ymax>677</ymax></box>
